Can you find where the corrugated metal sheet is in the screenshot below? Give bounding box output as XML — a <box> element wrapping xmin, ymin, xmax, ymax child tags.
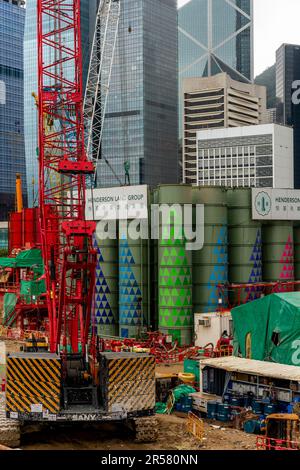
<box><xmin>200</xmin><ymin>356</ymin><xmax>300</xmax><ymax>381</ymax></box>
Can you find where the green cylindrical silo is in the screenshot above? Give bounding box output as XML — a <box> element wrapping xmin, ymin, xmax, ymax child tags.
<box><xmin>93</xmin><ymin>230</ymin><xmax>119</xmax><ymax>337</ymax></box>
<box><xmin>227</xmin><ymin>188</ymin><xmax>262</xmax><ymax>302</ymax></box>
<box><xmin>294</xmin><ymin>224</ymin><xmax>300</xmax><ymax>282</ymax></box>
<box><xmin>119</xmin><ymin>220</ymin><xmax>149</xmax><ymax>338</ymax></box>
<box><xmin>156</xmin><ymin>185</ymin><xmax>193</xmax><ymax>346</ymax></box>
<box><xmin>263</xmin><ymin>222</ymin><xmax>294</xmax><ymax>284</ymax></box>
<box><xmin>192</xmin><ymin>187</ymin><xmax>228</xmax><ymax>313</ymax></box>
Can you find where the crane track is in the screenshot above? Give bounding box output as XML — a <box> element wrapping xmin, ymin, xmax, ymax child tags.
<box><xmin>132</xmin><ymin>416</ymin><xmax>159</xmax><ymax>443</ymax></box>
<box><xmin>0</xmin><ymin>395</ymin><xmax>20</xmax><ymax>448</ymax></box>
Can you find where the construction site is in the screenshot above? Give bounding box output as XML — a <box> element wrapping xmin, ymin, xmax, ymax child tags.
<box><xmin>2</xmin><ymin>0</ymin><xmax>300</xmax><ymax>454</ymax></box>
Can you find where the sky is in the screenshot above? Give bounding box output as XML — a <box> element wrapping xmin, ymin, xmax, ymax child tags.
<box><xmin>178</xmin><ymin>0</ymin><xmax>300</xmax><ymax>76</ymax></box>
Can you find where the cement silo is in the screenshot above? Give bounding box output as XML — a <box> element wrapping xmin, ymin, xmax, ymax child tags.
<box><xmin>227</xmin><ymin>188</ymin><xmax>263</xmax><ymax>302</ymax></box>
<box><xmin>263</xmin><ymin>222</ymin><xmax>294</xmax><ymax>284</ymax></box>
<box><xmin>192</xmin><ymin>187</ymin><xmax>228</xmax><ymax>313</ymax></box>
<box><xmin>294</xmin><ymin>224</ymin><xmax>300</xmax><ymax>282</ymax></box>
<box><xmin>93</xmin><ymin>230</ymin><xmax>119</xmax><ymax>337</ymax></box>
<box><xmin>119</xmin><ymin>221</ymin><xmax>149</xmax><ymax>338</ymax></box>
<box><xmin>155</xmin><ymin>185</ymin><xmax>193</xmax><ymax>346</ymax></box>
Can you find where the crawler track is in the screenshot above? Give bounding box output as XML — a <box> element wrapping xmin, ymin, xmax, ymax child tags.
<box><xmin>0</xmin><ymin>395</ymin><xmax>20</xmax><ymax>448</ymax></box>
<box><xmin>132</xmin><ymin>416</ymin><xmax>159</xmax><ymax>443</ymax></box>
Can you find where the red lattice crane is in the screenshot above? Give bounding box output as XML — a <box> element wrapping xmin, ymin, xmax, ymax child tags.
<box><xmin>37</xmin><ymin>0</ymin><xmax>97</xmax><ymax>354</ymax></box>
<box><xmin>2</xmin><ymin>2</ymin><xmax>158</xmax><ymax>439</ymax></box>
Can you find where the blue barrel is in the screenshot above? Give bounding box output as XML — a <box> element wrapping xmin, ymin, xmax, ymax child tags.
<box><xmin>244</xmin><ymin>419</ymin><xmax>261</xmax><ymax>434</ymax></box>
<box><xmin>287</xmin><ymin>404</ymin><xmax>294</xmax><ymax>414</ymax></box>
<box><xmin>244</xmin><ymin>394</ymin><xmax>254</xmax><ymax>408</ymax></box>
<box><xmin>252</xmin><ymin>400</ymin><xmax>264</xmax><ymax>414</ymax></box>
<box><xmin>264</xmin><ymin>403</ymin><xmax>277</xmax><ymax>415</ymax></box>
<box><xmin>181</xmin><ymin>397</ymin><xmax>193</xmax><ymax>413</ymax></box>
<box><xmin>217</xmin><ymin>403</ymin><xmax>230</xmax><ymax>422</ymax></box>
<box><xmin>207</xmin><ymin>401</ymin><xmax>218</xmax><ymax>420</ymax></box>
<box><xmin>231</xmin><ymin>397</ymin><xmax>242</xmax><ymax>407</ymax></box>
<box><xmin>223</xmin><ymin>394</ymin><xmax>231</xmax><ymax>404</ymax></box>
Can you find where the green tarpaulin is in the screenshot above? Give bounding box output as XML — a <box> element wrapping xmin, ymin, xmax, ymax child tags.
<box><xmin>3</xmin><ymin>293</ymin><xmax>17</xmax><ymax>326</ymax></box>
<box><xmin>232</xmin><ymin>292</ymin><xmax>300</xmax><ymax>366</ymax></box>
<box><xmin>0</xmin><ymin>249</ymin><xmax>43</xmax><ymax>270</ymax></box>
<box><xmin>20</xmin><ymin>280</ymin><xmax>46</xmax><ymax>303</ymax></box>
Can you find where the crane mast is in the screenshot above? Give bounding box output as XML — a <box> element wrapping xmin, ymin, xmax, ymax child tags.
<box><xmin>37</xmin><ymin>0</ymin><xmax>97</xmax><ymax>354</ymax></box>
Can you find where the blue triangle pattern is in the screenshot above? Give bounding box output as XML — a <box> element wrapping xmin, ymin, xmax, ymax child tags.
<box><xmin>93</xmin><ymin>235</ymin><xmax>115</xmax><ymax>327</ymax></box>
<box><xmin>119</xmin><ymin>237</ymin><xmax>145</xmax><ymax>326</ymax></box>
<box><xmin>246</xmin><ymin>229</ymin><xmax>263</xmax><ymax>301</ymax></box>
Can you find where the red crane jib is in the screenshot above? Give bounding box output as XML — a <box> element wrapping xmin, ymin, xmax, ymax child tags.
<box><xmin>37</xmin><ymin>0</ymin><xmax>97</xmax><ymax>354</ymax></box>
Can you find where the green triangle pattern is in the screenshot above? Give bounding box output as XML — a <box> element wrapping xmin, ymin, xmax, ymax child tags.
<box><xmin>160</xmin><ymin>246</ymin><xmax>190</xmax><ymax>267</ymax></box>
<box><xmin>159</xmin><ymin>307</ymin><xmax>193</xmax><ymax>327</ymax></box>
<box><xmin>159</xmin><ymin>266</ymin><xmax>191</xmax><ymax>287</ymax></box>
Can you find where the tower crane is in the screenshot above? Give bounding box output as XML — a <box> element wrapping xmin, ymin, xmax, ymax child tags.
<box><xmin>0</xmin><ymin>0</ymin><xmax>157</xmax><ymax>446</ymax></box>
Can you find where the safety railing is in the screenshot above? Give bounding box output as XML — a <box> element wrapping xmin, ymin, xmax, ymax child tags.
<box><xmin>186</xmin><ymin>412</ymin><xmax>205</xmax><ymax>441</ymax></box>
<box><xmin>0</xmin><ymin>325</ymin><xmax>47</xmax><ymax>342</ymax></box>
<box><xmin>256</xmin><ymin>436</ymin><xmax>300</xmax><ymax>451</ymax></box>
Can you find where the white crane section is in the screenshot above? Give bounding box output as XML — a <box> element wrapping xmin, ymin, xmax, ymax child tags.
<box><xmin>84</xmin><ymin>0</ymin><xmax>121</xmax><ymax>166</ymax></box>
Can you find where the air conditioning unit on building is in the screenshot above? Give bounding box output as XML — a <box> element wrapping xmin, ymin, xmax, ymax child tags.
<box><xmin>198</xmin><ymin>317</ymin><xmax>211</xmax><ymax>327</ymax></box>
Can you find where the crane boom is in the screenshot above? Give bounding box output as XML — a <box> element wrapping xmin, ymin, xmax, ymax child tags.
<box><xmin>37</xmin><ymin>0</ymin><xmax>97</xmax><ymax>354</ymax></box>
<box><xmin>84</xmin><ymin>0</ymin><xmax>120</xmax><ymax>167</ymax></box>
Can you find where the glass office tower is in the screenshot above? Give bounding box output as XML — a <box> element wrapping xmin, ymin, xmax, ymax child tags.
<box><xmin>24</xmin><ymin>0</ymin><xmax>98</xmax><ymax>207</ymax></box>
<box><xmin>0</xmin><ymin>0</ymin><xmax>27</xmax><ymax>220</ymax></box>
<box><xmin>178</xmin><ymin>0</ymin><xmax>253</xmax><ymax>139</ymax></box>
<box><xmin>276</xmin><ymin>44</ymin><xmax>300</xmax><ymax>189</ymax></box>
<box><xmin>98</xmin><ymin>0</ymin><xmax>178</xmax><ymax>187</ymax></box>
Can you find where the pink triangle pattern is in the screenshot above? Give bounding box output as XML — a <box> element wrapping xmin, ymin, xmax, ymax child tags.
<box><xmin>279</xmin><ymin>235</ymin><xmax>294</xmax><ymax>281</ymax></box>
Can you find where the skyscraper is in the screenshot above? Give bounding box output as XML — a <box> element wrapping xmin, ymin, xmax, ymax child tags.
<box><xmin>182</xmin><ymin>73</ymin><xmax>267</xmax><ymax>184</ymax></box>
<box><xmin>178</xmin><ymin>0</ymin><xmax>253</xmax><ymax>139</ymax></box>
<box><xmin>0</xmin><ymin>0</ymin><xmax>27</xmax><ymax>220</ymax></box>
<box><xmin>98</xmin><ymin>0</ymin><xmax>178</xmax><ymax>188</ymax></box>
<box><xmin>24</xmin><ymin>0</ymin><xmax>98</xmax><ymax>207</ymax></box>
<box><xmin>276</xmin><ymin>44</ymin><xmax>300</xmax><ymax>188</ymax></box>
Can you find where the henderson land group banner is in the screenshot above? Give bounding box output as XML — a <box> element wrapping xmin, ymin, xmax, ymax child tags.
<box><xmin>85</xmin><ymin>185</ymin><xmax>148</xmax><ymax>221</ymax></box>
<box><xmin>252</xmin><ymin>188</ymin><xmax>300</xmax><ymax>221</ymax></box>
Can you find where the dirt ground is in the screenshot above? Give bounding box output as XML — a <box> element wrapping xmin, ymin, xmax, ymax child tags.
<box><xmin>20</xmin><ymin>414</ymin><xmax>257</xmax><ymax>451</ymax></box>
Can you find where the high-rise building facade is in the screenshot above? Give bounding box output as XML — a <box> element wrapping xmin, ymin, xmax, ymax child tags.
<box><xmin>0</xmin><ymin>0</ymin><xmax>27</xmax><ymax>220</ymax></box>
<box><xmin>98</xmin><ymin>0</ymin><xmax>178</xmax><ymax>188</ymax></box>
<box><xmin>182</xmin><ymin>73</ymin><xmax>267</xmax><ymax>184</ymax></box>
<box><xmin>24</xmin><ymin>0</ymin><xmax>98</xmax><ymax>207</ymax></box>
<box><xmin>276</xmin><ymin>44</ymin><xmax>300</xmax><ymax>188</ymax></box>
<box><xmin>178</xmin><ymin>0</ymin><xmax>253</xmax><ymax>139</ymax></box>
<box><xmin>196</xmin><ymin>124</ymin><xmax>294</xmax><ymax>189</ymax></box>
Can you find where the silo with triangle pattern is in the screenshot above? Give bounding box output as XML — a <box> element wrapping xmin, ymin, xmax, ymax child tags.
<box><xmin>192</xmin><ymin>187</ymin><xmax>228</xmax><ymax>313</ymax></box>
<box><xmin>294</xmin><ymin>224</ymin><xmax>300</xmax><ymax>283</ymax></box>
<box><xmin>93</xmin><ymin>232</ymin><xmax>119</xmax><ymax>337</ymax></box>
<box><xmin>262</xmin><ymin>222</ymin><xmax>294</xmax><ymax>288</ymax></box>
<box><xmin>119</xmin><ymin>222</ymin><xmax>149</xmax><ymax>338</ymax></box>
<box><xmin>156</xmin><ymin>185</ymin><xmax>193</xmax><ymax>346</ymax></box>
<box><xmin>227</xmin><ymin>188</ymin><xmax>263</xmax><ymax>303</ymax></box>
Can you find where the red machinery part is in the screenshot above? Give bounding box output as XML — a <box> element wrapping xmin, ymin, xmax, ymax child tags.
<box><xmin>256</xmin><ymin>436</ymin><xmax>299</xmax><ymax>451</ymax></box>
<box><xmin>37</xmin><ymin>0</ymin><xmax>96</xmax><ymax>354</ymax></box>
